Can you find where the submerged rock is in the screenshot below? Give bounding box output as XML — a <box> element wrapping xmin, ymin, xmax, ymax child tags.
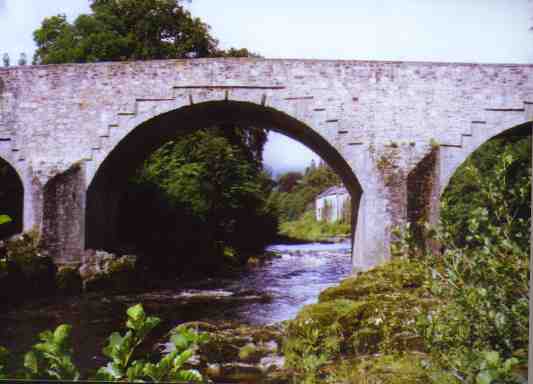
<box><xmin>170</xmin><ymin>320</ymin><xmax>288</xmax><ymax>383</ymax></box>
<box><xmin>173</xmin><ymin>289</ymin><xmax>271</xmax><ymax>304</ymax></box>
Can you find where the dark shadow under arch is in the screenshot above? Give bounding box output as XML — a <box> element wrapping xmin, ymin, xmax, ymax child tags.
<box><xmin>442</xmin><ymin>121</ymin><xmax>532</xmax><ymax>197</ymax></box>
<box><xmin>86</xmin><ymin>101</ymin><xmax>362</xmax><ymax>251</ymax></box>
<box><xmin>0</xmin><ymin>157</ymin><xmax>23</xmax><ymax>239</ymax></box>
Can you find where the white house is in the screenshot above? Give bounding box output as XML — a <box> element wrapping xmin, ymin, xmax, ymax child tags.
<box><xmin>315</xmin><ymin>186</ymin><xmax>350</xmax><ymax>223</ymax></box>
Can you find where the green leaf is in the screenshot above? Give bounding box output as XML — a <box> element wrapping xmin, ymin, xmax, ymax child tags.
<box><xmin>126</xmin><ymin>304</ymin><xmax>146</xmax><ymax>329</ymax></box>
<box><xmin>38</xmin><ymin>330</ymin><xmax>54</xmax><ymax>344</ymax></box>
<box><xmin>102</xmin><ymin>332</ymin><xmax>123</xmax><ymax>359</ymax></box>
<box><xmin>483</xmin><ymin>351</ymin><xmax>500</xmax><ymax>367</ymax></box>
<box><xmin>126</xmin><ymin>360</ymin><xmax>146</xmax><ymax>382</ymax></box>
<box><xmin>97</xmin><ymin>362</ymin><xmax>124</xmax><ymax>380</ymax></box>
<box><xmin>0</xmin><ymin>215</ymin><xmax>11</xmax><ymax>225</ymax></box>
<box><xmin>503</xmin><ymin>357</ymin><xmax>519</xmax><ymax>372</ymax></box>
<box><xmin>170</xmin><ymin>333</ymin><xmax>191</xmax><ymax>351</ymax></box>
<box><xmin>172</xmin><ymin>349</ymin><xmax>193</xmax><ymax>370</ymax></box>
<box><xmin>24</xmin><ymin>351</ymin><xmax>39</xmax><ymax>375</ymax></box>
<box><xmin>175</xmin><ymin>369</ymin><xmax>203</xmax><ymax>382</ymax></box>
<box><xmin>476</xmin><ymin>370</ymin><xmax>494</xmax><ymax>384</ymax></box>
<box><xmin>53</xmin><ymin>324</ymin><xmax>72</xmax><ymax>346</ymax></box>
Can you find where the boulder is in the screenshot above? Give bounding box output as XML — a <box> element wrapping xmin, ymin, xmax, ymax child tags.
<box><xmin>78</xmin><ymin>250</ymin><xmax>138</xmax><ymax>293</ymax></box>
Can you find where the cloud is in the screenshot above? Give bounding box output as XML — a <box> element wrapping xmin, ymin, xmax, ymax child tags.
<box><xmin>0</xmin><ymin>0</ymin><xmax>5</xmax><ymax>14</ymax></box>
<box><xmin>263</xmin><ymin>131</ymin><xmax>320</xmax><ymax>176</ymax></box>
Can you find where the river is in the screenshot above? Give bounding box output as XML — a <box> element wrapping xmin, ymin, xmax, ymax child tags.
<box><xmin>0</xmin><ymin>242</ymin><xmax>352</xmax><ymax>376</ymax></box>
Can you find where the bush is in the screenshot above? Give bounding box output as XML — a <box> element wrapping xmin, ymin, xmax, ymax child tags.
<box><xmin>279</xmin><ymin>211</ymin><xmax>350</xmax><ymax>242</ymax></box>
<box><xmin>414</xmin><ymin>136</ymin><xmax>530</xmax><ymax>383</ymax></box>
<box><xmin>0</xmin><ymin>304</ymin><xmax>207</xmax><ymax>382</ymax></box>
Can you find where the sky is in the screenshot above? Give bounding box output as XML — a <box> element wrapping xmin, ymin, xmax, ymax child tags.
<box><xmin>0</xmin><ymin>0</ymin><xmax>532</xmax><ymax>175</ymax></box>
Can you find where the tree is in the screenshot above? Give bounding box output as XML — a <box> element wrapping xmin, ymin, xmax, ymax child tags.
<box><xmin>277</xmin><ymin>172</ymin><xmax>303</xmax><ymax>193</ymax></box>
<box><xmin>32</xmin><ymin>0</ymin><xmax>262</xmax><ymax>64</ymax></box>
<box><xmin>270</xmin><ymin>162</ymin><xmax>342</xmax><ymax>223</ymax></box>
<box><xmin>119</xmin><ymin>128</ymin><xmax>278</xmax><ymax>273</ymax></box>
<box><xmin>2</xmin><ymin>53</ymin><xmax>9</xmax><ymax>68</ymax></box>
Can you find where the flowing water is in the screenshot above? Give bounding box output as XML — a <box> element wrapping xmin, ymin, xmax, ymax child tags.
<box><xmin>0</xmin><ymin>242</ymin><xmax>352</xmax><ymax>375</ymax></box>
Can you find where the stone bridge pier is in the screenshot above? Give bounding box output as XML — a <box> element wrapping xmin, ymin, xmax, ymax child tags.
<box><xmin>0</xmin><ymin>58</ymin><xmax>531</xmax><ymax>271</ymax></box>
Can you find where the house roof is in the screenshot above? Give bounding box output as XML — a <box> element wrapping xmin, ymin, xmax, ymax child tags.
<box><xmin>316</xmin><ymin>185</ymin><xmax>348</xmax><ymax>199</ymax></box>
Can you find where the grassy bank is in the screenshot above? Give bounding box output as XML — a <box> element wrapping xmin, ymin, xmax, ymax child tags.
<box><xmin>279</xmin><ymin>212</ymin><xmax>350</xmax><ymax>242</ymax></box>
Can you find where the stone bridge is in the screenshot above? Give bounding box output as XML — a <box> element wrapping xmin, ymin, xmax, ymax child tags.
<box><xmin>0</xmin><ymin>58</ymin><xmax>531</xmax><ymax>270</ymax></box>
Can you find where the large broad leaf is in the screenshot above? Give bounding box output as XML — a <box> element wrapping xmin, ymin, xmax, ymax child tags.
<box><xmin>175</xmin><ymin>369</ymin><xmax>202</xmax><ymax>382</ymax></box>
<box><xmin>0</xmin><ymin>215</ymin><xmax>11</xmax><ymax>225</ymax></box>
<box><xmin>38</xmin><ymin>330</ymin><xmax>54</xmax><ymax>344</ymax></box>
<box><xmin>127</xmin><ymin>304</ymin><xmax>146</xmax><ymax>323</ymax></box>
<box><xmin>126</xmin><ymin>360</ymin><xmax>146</xmax><ymax>382</ymax></box>
<box><xmin>483</xmin><ymin>351</ymin><xmax>501</xmax><ymax>367</ymax></box>
<box><xmin>476</xmin><ymin>370</ymin><xmax>494</xmax><ymax>384</ymax></box>
<box><xmin>102</xmin><ymin>332</ymin><xmax>124</xmax><ymax>359</ymax></box>
<box><xmin>172</xmin><ymin>349</ymin><xmax>193</xmax><ymax>370</ymax></box>
<box><xmin>53</xmin><ymin>324</ymin><xmax>72</xmax><ymax>347</ymax></box>
<box><xmin>97</xmin><ymin>362</ymin><xmax>124</xmax><ymax>380</ymax></box>
<box><xmin>170</xmin><ymin>333</ymin><xmax>192</xmax><ymax>351</ymax></box>
<box><xmin>24</xmin><ymin>351</ymin><xmax>39</xmax><ymax>375</ymax></box>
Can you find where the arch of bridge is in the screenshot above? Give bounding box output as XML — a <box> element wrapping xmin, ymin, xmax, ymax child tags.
<box><xmin>85</xmin><ymin>99</ymin><xmax>363</xmax><ymax>251</ymax></box>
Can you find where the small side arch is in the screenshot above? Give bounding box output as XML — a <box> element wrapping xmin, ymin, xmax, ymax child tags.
<box><xmin>440</xmin><ymin>121</ymin><xmax>531</xmax><ymax>196</ymax></box>
<box><xmin>0</xmin><ymin>156</ymin><xmax>24</xmax><ymax>239</ymax></box>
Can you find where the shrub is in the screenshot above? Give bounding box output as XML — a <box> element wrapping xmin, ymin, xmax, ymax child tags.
<box><xmin>413</xmin><ymin>137</ymin><xmax>530</xmax><ymax>383</ymax></box>
<box><xmin>23</xmin><ymin>324</ymin><xmax>80</xmax><ymax>381</ymax></box>
<box><xmin>0</xmin><ymin>304</ymin><xmax>207</xmax><ymax>382</ymax></box>
<box><xmin>279</xmin><ymin>211</ymin><xmax>350</xmax><ymax>242</ymax></box>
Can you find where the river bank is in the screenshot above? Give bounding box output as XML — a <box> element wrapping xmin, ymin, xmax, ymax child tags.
<box><xmin>0</xmin><ymin>241</ymin><xmax>352</xmax><ymax>382</ymax></box>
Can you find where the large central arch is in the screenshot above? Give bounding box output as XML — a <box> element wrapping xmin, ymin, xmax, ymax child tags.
<box><xmin>86</xmin><ymin>100</ymin><xmax>363</xmax><ymax>257</ymax></box>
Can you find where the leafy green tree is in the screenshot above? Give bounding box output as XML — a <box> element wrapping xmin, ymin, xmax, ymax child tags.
<box><xmin>441</xmin><ymin>136</ymin><xmax>530</xmax><ymax>252</ymax></box>
<box><xmin>277</xmin><ymin>171</ymin><xmax>303</xmax><ymax>193</ymax></box>
<box><xmin>33</xmin><ymin>0</ymin><xmax>261</xmax><ymax>64</ymax></box>
<box><xmin>414</xmin><ymin>135</ymin><xmax>531</xmax><ymax>383</ymax></box>
<box><xmin>271</xmin><ymin>162</ymin><xmax>342</xmax><ymax>223</ymax></box>
<box><xmin>119</xmin><ymin>128</ymin><xmax>278</xmax><ymax>272</ymax></box>
<box><xmin>33</xmin><ymin>0</ymin><xmax>218</xmax><ymax>64</ymax></box>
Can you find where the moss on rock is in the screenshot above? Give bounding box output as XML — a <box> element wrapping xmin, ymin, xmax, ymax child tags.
<box><xmin>319</xmin><ymin>258</ymin><xmax>427</xmax><ymax>302</ymax></box>
<box><xmin>79</xmin><ymin>251</ymin><xmax>139</xmax><ymax>293</ymax></box>
<box><xmin>326</xmin><ymin>353</ymin><xmax>431</xmax><ymax>384</ymax></box>
<box><xmin>283</xmin><ymin>258</ymin><xmax>438</xmax><ymax>384</ymax></box>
